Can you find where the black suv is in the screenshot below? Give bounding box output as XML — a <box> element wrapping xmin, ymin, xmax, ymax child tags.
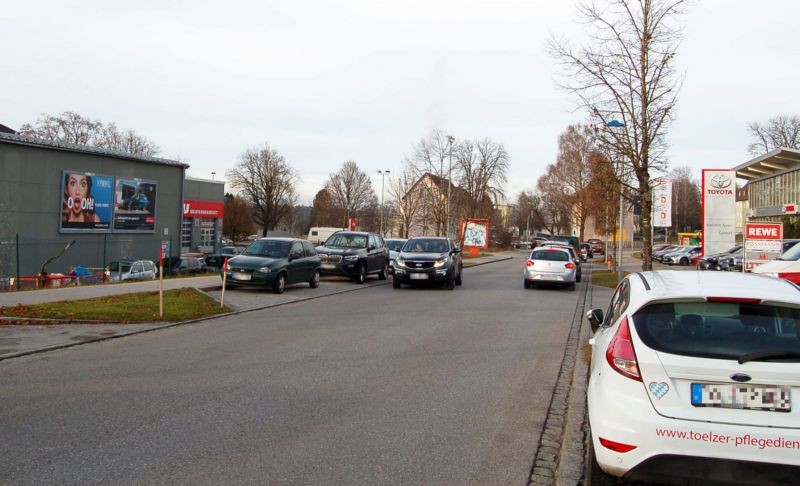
<box><xmin>316</xmin><ymin>231</ymin><xmax>389</xmax><ymax>284</ymax></box>
<box><xmin>392</xmin><ymin>236</ymin><xmax>463</xmax><ymax>290</ymax></box>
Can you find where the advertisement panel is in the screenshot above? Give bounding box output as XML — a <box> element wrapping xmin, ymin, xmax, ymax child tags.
<box><xmin>59</xmin><ymin>170</ymin><xmax>113</xmax><ymax>233</ymax></box>
<box><xmin>701</xmin><ymin>169</ymin><xmax>736</xmax><ymax>256</ymax></box>
<box><xmin>183</xmin><ymin>200</ymin><xmax>224</xmax><ymax>218</ymax></box>
<box><xmin>651</xmin><ymin>179</ymin><xmax>672</xmax><ymax>228</ymax></box>
<box><xmin>744</xmin><ymin>222</ymin><xmax>783</xmax><ymax>271</ymax></box>
<box><xmin>113</xmin><ymin>178</ymin><xmax>157</xmax><ymax>232</ymax></box>
<box><xmin>460</xmin><ymin>218</ymin><xmax>490</xmax><ymax>249</ymax></box>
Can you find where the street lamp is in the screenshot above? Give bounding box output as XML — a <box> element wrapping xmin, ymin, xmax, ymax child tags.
<box><xmin>378</xmin><ymin>170</ymin><xmax>390</xmax><ymax>237</ymax></box>
<box><xmin>446</xmin><ymin>135</ymin><xmax>455</xmax><ymax>238</ymax></box>
<box><xmin>607</xmin><ymin>119</ymin><xmax>625</xmax><ymax>283</ymax></box>
<box><xmin>211</xmin><ymin>172</ymin><xmax>216</xmax><ymax>180</ymax></box>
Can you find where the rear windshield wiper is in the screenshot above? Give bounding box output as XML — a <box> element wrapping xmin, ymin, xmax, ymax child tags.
<box><xmin>738</xmin><ymin>351</ymin><xmax>800</xmax><ymax>364</ymax></box>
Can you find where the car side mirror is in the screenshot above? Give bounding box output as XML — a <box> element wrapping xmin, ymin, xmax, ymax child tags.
<box><xmin>587</xmin><ymin>308</ymin><xmax>604</xmax><ymax>333</ymax></box>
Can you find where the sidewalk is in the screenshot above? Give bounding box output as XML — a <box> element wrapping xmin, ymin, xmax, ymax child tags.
<box><xmin>0</xmin><ymin>252</ymin><xmax>513</xmax><ymax>360</ymax></box>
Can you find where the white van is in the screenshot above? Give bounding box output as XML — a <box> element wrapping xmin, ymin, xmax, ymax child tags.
<box><xmin>307</xmin><ymin>227</ymin><xmax>345</xmax><ymax>245</ymax></box>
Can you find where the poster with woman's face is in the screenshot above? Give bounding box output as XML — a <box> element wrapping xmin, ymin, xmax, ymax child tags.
<box><xmin>59</xmin><ymin>171</ymin><xmax>113</xmax><ymax>232</ymax></box>
<box><xmin>113</xmin><ymin>178</ymin><xmax>157</xmax><ymax>232</ymax></box>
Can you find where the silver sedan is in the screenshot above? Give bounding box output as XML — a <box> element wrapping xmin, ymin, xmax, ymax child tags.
<box><xmin>523</xmin><ymin>247</ymin><xmax>577</xmax><ymax>290</ymax></box>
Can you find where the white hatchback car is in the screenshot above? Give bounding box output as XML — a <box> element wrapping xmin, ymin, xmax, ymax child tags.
<box><xmin>587</xmin><ymin>271</ymin><xmax>800</xmax><ymax>483</ymax></box>
<box><xmin>523</xmin><ymin>246</ymin><xmax>578</xmax><ymax>290</ymax></box>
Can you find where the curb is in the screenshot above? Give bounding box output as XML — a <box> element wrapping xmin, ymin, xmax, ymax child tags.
<box><xmin>0</xmin><ymin>256</ymin><xmax>512</xmax><ymax>362</ymax></box>
<box><xmin>528</xmin><ymin>264</ymin><xmax>592</xmax><ymax>485</ymax></box>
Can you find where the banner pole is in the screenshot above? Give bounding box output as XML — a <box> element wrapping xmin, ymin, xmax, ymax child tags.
<box><xmin>159</xmin><ymin>246</ymin><xmax>164</xmax><ymax>318</ymax></box>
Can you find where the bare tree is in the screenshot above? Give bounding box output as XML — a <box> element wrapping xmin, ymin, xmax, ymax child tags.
<box><xmin>406</xmin><ymin>130</ymin><xmax>456</xmax><ymax>236</ymax></box>
<box><xmin>748</xmin><ymin>115</ymin><xmax>800</xmax><ymax>156</ymax></box>
<box><xmin>227</xmin><ymin>143</ymin><xmax>299</xmax><ymax>235</ymax></box>
<box><xmin>455</xmin><ymin>138</ymin><xmax>510</xmax><ymax>219</ymax></box>
<box><xmin>19</xmin><ymin>111</ymin><xmax>161</xmax><ymax>157</ymax></box>
<box><xmin>223</xmin><ymin>195</ymin><xmax>255</xmax><ymax>243</ymax></box>
<box><xmin>514</xmin><ymin>191</ymin><xmax>545</xmax><ymax>237</ymax></box>
<box><xmin>669</xmin><ymin>166</ymin><xmax>701</xmax><ymax>232</ymax></box>
<box><xmin>310</xmin><ymin>189</ymin><xmax>344</xmax><ymax>227</ymax></box>
<box><xmin>537</xmin><ymin>166</ymin><xmax>575</xmax><ymax>236</ymax></box>
<box><xmin>324</xmin><ymin>160</ymin><xmax>378</xmax><ymax>226</ymax></box>
<box><xmin>388</xmin><ymin>164</ymin><xmax>425</xmax><ymax>238</ymax></box>
<box><xmin>545</xmin><ymin>125</ymin><xmax>597</xmax><ymax>240</ymax></box>
<box><xmin>550</xmin><ymin>0</ymin><xmax>688</xmax><ymax>270</ymax></box>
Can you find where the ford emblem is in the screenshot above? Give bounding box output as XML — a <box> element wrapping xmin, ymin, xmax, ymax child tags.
<box><xmin>730</xmin><ymin>373</ymin><xmax>752</xmax><ymax>383</ymax></box>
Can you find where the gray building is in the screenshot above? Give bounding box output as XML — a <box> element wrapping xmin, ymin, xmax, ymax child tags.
<box><xmin>0</xmin><ymin>132</ymin><xmax>188</xmax><ymax>281</ymax></box>
<box><xmin>182</xmin><ymin>177</ymin><xmax>225</xmax><ymax>254</ymax></box>
<box><xmin>735</xmin><ymin>147</ymin><xmax>800</xmax><ymax>222</ymax></box>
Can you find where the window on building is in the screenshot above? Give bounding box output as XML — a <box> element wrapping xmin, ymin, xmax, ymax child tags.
<box><xmin>181</xmin><ymin>219</ymin><xmax>192</xmax><ymax>251</ymax></box>
<box><xmin>200</xmin><ymin>220</ymin><xmax>216</xmax><ymax>248</ymax></box>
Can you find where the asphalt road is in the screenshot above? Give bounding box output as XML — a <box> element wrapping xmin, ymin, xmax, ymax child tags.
<box><xmin>0</xmin><ymin>256</ymin><xmax>585</xmax><ymax>485</ymax></box>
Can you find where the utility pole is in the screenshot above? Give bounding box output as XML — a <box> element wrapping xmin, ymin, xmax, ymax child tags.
<box><xmin>378</xmin><ymin>170</ymin><xmax>390</xmax><ymax>237</ymax></box>
<box><xmin>446</xmin><ymin>135</ymin><xmax>455</xmax><ymax>238</ymax></box>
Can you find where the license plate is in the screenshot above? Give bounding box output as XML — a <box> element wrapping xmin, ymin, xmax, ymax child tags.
<box><xmin>409</xmin><ymin>273</ymin><xmax>428</xmax><ymax>280</ymax></box>
<box><xmin>691</xmin><ymin>383</ymin><xmax>791</xmax><ymax>412</ymax></box>
<box><xmin>538</xmin><ymin>274</ymin><xmax>558</xmax><ymax>281</ymax></box>
<box><xmin>232</xmin><ymin>272</ymin><xmax>251</xmax><ymax>281</ymax></box>
<box><xmin>321</xmin><ymin>263</ymin><xmax>335</xmax><ymax>269</ymax></box>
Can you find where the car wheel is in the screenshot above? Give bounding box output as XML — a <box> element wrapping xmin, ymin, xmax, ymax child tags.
<box><xmin>378</xmin><ymin>261</ymin><xmax>388</xmax><ymax>280</ymax></box>
<box><xmin>576</xmin><ymin>271</ymin><xmax>582</xmax><ymax>283</ymax></box>
<box><xmin>455</xmin><ymin>266</ymin><xmax>463</xmax><ymax>285</ymax></box>
<box><xmin>273</xmin><ymin>273</ymin><xmax>286</xmax><ymax>294</ymax></box>
<box><xmin>680</xmin><ymin>257</ymin><xmax>688</xmax><ymax>265</ymax></box>
<box><xmin>309</xmin><ymin>270</ymin><xmax>320</xmax><ymax>288</ymax></box>
<box><xmin>354</xmin><ymin>263</ymin><xmax>366</xmax><ymax>284</ymax></box>
<box><xmin>523</xmin><ymin>280</ymin><xmax>530</xmax><ymax>289</ymax></box>
<box><xmin>392</xmin><ymin>277</ymin><xmax>401</xmax><ymax>289</ymax></box>
<box><xmin>569</xmin><ymin>282</ymin><xmax>576</xmax><ymax>291</ymax></box>
<box><xmin>446</xmin><ymin>271</ymin><xmax>456</xmax><ymax>290</ymax></box>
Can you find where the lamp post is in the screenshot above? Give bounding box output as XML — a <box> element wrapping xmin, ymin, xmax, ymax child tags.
<box><xmin>607</xmin><ymin>119</ymin><xmax>625</xmax><ymax>283</ymax></box>
<box><xmin>211</xmin><ymin>172</ymin><xmax>216</xmax><ymax>180</ymax></box>
<box><xmin>446</xmin><ymin>135</ymin><xmax>455</xmax><ymax>238</ymax></box>
<box><xmin>378</xmin><ymin>170</ymin><xmax>390</xmax><ymax>237</ymax></box>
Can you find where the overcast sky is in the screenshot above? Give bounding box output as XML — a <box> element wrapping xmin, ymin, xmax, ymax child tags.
<box><xmin>3</xmin><ymin>1</ymin><xmax>799</xmax><ymax>204</ymax></box>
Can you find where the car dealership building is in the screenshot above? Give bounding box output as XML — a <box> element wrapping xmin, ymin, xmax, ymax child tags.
<box><xmin>0</xmin><ymin>131</ymin><xmax>224</xmax><ymax>281</ymax></box>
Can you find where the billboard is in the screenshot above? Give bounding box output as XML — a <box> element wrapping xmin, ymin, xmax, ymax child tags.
<box><xmin>460</xmin><ymin>218</ymin><xmax>490</xmax><ymax>249</ymax></box>
<box><xmin>744</xmin><ymin>222</ymin><xmax>783</xmax><ymax>271</ymax></box>
<box><xmin>183</xmin><ymin>200</ymin><xmax>224</xmax><ymax>219</ymax></box>
<box><xmin>651</xmin><ymin>179</ymin><xmax>672</xmax><ymax>228</ymax></box>
<box><xmin>113</xmin><ymin>178</ymin><xmax>157</xmax><ymax>232</ymax></box>
<box><xmin>701</xmin><ymin>169</ymin><xmax>736</xmax><ymax>256</ymax></box>
<box><xmin>59</xmin><ymin>170</ymin><xmax>114</xmax><ymax>233</ymax></box>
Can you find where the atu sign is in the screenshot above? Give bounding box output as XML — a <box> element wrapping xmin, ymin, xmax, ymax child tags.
<box><xmin>702</xmin><ymin>169</ymin><xmax>736</xmax><ymax>256</ymax></box>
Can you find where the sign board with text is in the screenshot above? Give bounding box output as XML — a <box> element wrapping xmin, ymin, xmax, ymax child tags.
<box><xmin>744</xmin><ymin>222</ymin><xmax>783</xmax><ymax>271</ymax></box>
<box><xmin>702</xmin><ymin>169</ymin><xmax>736</xmax><ymax>256</ymax></box>
<box><xmin>652</xmin><ymin>179</ymin><xmax>672</xmax><ymax>228</ymax></box>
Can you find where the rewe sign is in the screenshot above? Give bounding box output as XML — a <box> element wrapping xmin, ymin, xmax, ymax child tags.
<box><xmin>744</xmin><ymin>222</ymin><xmax>783</xmax><ymax>271</ymax></box>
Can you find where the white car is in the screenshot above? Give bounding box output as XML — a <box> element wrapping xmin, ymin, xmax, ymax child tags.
<box><xmin>751</xmin><ymin>240</ymin><xmax>800</xmax><ymax>284</ymax></box>
<box><xmin>523</xmin><ymin>246</ymin><xmax>578</xmax><ymax>290</ymax></box>
<box><xmin>586</xmin><ymin>270</ymin><xmax>800</xmax><ymax>483</ymax></box>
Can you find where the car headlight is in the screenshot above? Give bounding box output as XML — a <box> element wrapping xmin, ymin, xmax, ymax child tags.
<box><xmin>433</xmin><ymin>257</ymin><xmax>449</xmax><ymax>268</ymax></box>
<box><xmin>258</xmin><ymin>266</ymin><xmax>271</xmax><ymax>273</ymax></box>
<box><xmin>344</xmin><ymin>255</ymin><xmax>359</xmax><ymax>262</ymax></box>
<box><xmin>395</xmin><ymin>258</ymin><xmax>406</xmax><ymax>267</ymax></box>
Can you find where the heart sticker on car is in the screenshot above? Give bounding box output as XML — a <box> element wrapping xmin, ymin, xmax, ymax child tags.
<box><xmin>649</xmin><ymin>382</ymin><xmax>669</xmax><ymax>399</ymax></box>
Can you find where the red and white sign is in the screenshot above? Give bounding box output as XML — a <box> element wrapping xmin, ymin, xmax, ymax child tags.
<box><xmin>702</xmin><ymin>169</ymin><xmax>736</xmax><ymax>256</ymax></box>
<box><xmin>183</xmin><ymin>200</ymin><xmax>224</xmax><ymax>218</ymax></box>
<box><xmin>744</xmin><ymin>222</ymin><xmax>783</xmax><ymax>271</ymax></box>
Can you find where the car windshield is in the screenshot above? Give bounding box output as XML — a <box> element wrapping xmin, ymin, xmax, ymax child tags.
<box><xmin>324</xmin><ymin>234</ymin><xmax>367</xmax><ymax>249</ymax></box>
<box><xmin>777</xmin><ymin>241</ymin><xmax>800</xmax><ymax>261</ymax></box>
<box><xmin>220</xmin><ymin>247</ymin><xmax>238</xmax><ymax>255</ymax></box>
<box><xmin>530</xmin><ymin>249</ymin><xmax>569</xmax><ymax>261</ymax></box>
<box><xmin>402</xmin><ymin>239</ymin><xmax>449</xmax><ymax>253</ymax></box>
<box><xmin>244</xmin><ymin>240</ymin><xmax>292</xmax><ymax>258</ymax></box>
<box><xmin>385</xmin><ymin>240</ymin><xmax>406</xmax><ymax>251</ymax></box>
<box><xmin>632</xmin><ymin>301</ymin><xmax>800</xmax><ymax>361</ymax></box>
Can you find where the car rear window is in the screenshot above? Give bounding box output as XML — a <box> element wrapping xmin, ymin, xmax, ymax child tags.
<box><xmin>530</xmin><ymin>249</ymin><xmax>569</xmax><ymax>261</ymax></box>
<box><xmin>632</xmin><ymin>301</ymin><xmax>800</xmax><ymax>361</ymax></box>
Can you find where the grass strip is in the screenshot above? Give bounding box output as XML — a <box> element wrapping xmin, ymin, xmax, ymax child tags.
<box><xmin>591</xmin><ymin>269</ymin><xmax>630</xmax><ymax>288</ymax></box>
<box><xmin>0</xmin><ymin>288</ymin><xmax>229</xmax><ymax>323</ymax></box>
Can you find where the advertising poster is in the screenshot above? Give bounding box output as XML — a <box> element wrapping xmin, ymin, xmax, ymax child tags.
<box><xmin>701</xmin><ymin>169</ymin><xmax>736</xmax><ymax>256</ymax></box>
<box><xmin>59</xmin><ymin>170</ymin><xmax>113</xmax><ymax>232</ymax></box>
<box><xmin>744</xmin><ymin>222</ymin><xmax>783</xmax><ymax>271</ymax></box>
<box><xmin>460</xmin><ymin>219</ymin><xmax>490</xmax><ymax>249</ymax></box>
<box><xmin>113</xmin><ymin>178</ymin><xmax>157</xmax><ymax>232</ymax></box>
<box><xmin>651</xmin><ymin>179</ymin><xmax>672</xmax><ymax>228</ymax></box>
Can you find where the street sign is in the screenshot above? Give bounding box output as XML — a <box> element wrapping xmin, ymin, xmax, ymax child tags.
<box><xmin>744</xmin><ymin>222</ymin><xmax>782</xmax><ymax>271</ymax></box>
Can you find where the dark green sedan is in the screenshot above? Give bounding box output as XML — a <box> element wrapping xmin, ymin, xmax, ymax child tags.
<box><xmin>222</xmin><ymin>238</ymin><xmax>321</xmax><ymax>294</ymax></box>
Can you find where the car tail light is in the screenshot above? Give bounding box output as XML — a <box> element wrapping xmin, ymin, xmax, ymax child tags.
<box><xmin>525</xmin><ymin>260</ymin><xmax>534</xmax><ymax>267</ymax></box>
<box><xmin>605</xmin><ymin>316</ymin><xmax>642</xmax><ymax>381</ymax></box>
<box><xmin>599</xmin><ymin>437</ymin><xmax>637</xmax><ymax>453</ymax></box>
<box><xmin>565</xmin><ymin>262</ymin><xmax>575</xmax><ymax>269</ymax></box>
<box><xmin>707</xmin><ymin>297</ymin><xmax>762</xmax><ymax>304</ymax></box>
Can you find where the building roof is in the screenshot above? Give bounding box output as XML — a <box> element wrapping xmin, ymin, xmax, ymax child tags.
<box><xmin>0</xmin><ymin>123</ymin><xmax>17</xmax><ymax>134</ymax></box>
<box><xmin>733</xmin><ymin>147</ymin><xmax>800</xmax><ymax>181</ymax></box>
<box><xmin>0</xmin><ymin>131</ymin><xmax>189</xmax><ymax>168</ymax></box>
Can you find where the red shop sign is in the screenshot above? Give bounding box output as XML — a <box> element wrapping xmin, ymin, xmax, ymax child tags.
<box><xmin>183</xmin><ymin>200</ymin><xmax>224</xmax><ymax>218</ymax></box>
